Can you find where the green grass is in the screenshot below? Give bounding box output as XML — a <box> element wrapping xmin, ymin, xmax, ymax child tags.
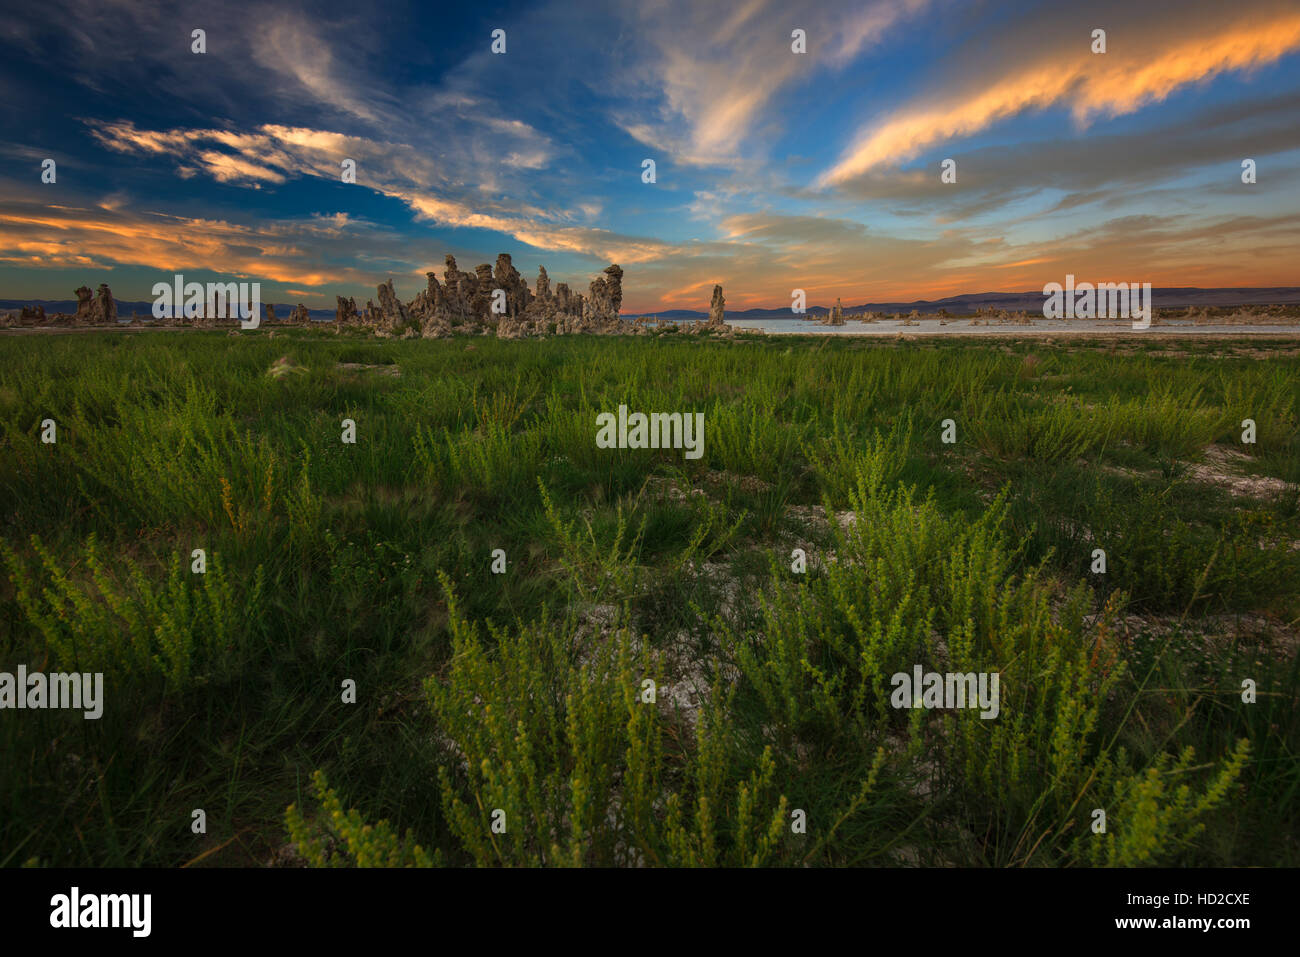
<box><xmin>1</xmin><ymin>330</ymin><xmax>1297</xmax><ymax>867</ymax></box>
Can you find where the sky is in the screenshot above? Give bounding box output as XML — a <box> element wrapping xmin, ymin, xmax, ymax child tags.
<box><xmin>1</xmin><ymin>0</ymin><xmax>1298</xmax><ymax>314</ymax></box>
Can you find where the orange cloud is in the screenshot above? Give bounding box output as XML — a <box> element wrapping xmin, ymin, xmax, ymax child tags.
<box><xmin>88</xmin><ymin>120</ymin><xmax>669</xmax><ymax>266</ymax></box>
<box><xmin>820</xmin><ymin>10</ymin><xmax>1300</xmax><ymax>185</ymax></box>
<box><xmin>0</xmin><ymin>204</ymin><xmax>348</xmax><ymax>288</ymax></box>
<box><xmin>628</xmin><ymin>211</ymin><xmax>1300</xmax><ymax>313</ymax></box>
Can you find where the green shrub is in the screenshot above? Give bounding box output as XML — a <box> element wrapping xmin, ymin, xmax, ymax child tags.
<box><xmin>286</xmin><ymin>770</ymin><xmax>437</xmax><ymax>867</ymax></box>
<box><xmin>3</xmin><ymin>533</ymin><xmax>263</xmax><ymax>685</ymax></box>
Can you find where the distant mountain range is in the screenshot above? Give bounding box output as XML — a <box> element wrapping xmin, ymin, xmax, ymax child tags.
<box><xmin>633</xmin><ymin>287</ymin><xmax>1300</xmax><ymax>320</ymax></box>
<box><xmin>4</xmin><ymin>287</ymin><xmax>1298</xmax><ymax>323</ymax></box>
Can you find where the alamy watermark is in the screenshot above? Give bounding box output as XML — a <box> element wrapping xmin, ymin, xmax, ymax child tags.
<box><xmin>890</xmin><ymin>666</ymin><xmax>1000</xmax><ymax>719</ymax></box>
<box><xmin>152</xmin><ymin>273</ymin><xmax>261</xmax><ymax>329</ymax></box>
<box><xmin>1042</xmin><ymin>275</ymin><xmax>1151</xmax><ymax>330</ymax></box>
<box><xmin>0</xmin><ymin>666</ymin><xmax>103</xmax><ymax>719</ymax></box>
<box><xmin>50</xmin><ymin>887</ymin><xmax>150</xmax><ymax>937</ymax></box>
<box><xmin>595</xmin><ymin>404</ymin><xmax>704</xmax><ymax>459</ymax></box>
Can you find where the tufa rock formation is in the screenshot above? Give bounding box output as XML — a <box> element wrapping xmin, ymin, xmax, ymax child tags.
<box><xmin>326</xmin><ymin>255</ymin><xmax>641</xmax><ymax>339</ymax></box>
<box><xmin>441</xmin><ymin>255</ymin><xmax>474</xmax><ymax>325</ymax></box>
<box><xmin>74</xmin><ymin>283</ymin><xmax>117</xmax><ymax>323</ymax></box>
<box><xmin>95</xmin><ymin>283</ymin><xmax>117</xmax><ymax>323</ymax></box>
<box><xmin>708</xmin><ymin>284</ymin><xmax>726</xmax><ymax>325</ymax></box>
<box><xmin>673</xmin><ymin>284</ymin><xmax>735</xmax><ymax>336</ymax></box>
<box><xmin>29</xmin><ymin>259</ymin><xmax>741</xmax><ymax>339</ymax></box>
<box><xmin>494</xmin><ymin>253</ymin><xmax>531</xmax><ymax>319</ymax></box>
<box><xmin>7</xmin><ymin>283</ymin><xmax>119</xmax><ymax>327</ymax></box>
<box><xmin>406</xmin><ymin>273</ymin><xmax>439</xmax><ymax>322</ymax></box>
<box><xmin>375</xmin><ymin>279</ymin><xmax>411</xmax><ymax>335</ymax></box>
<box><xmin>74</xmin><ymin>286</ymin><xmax>94</xmax><ymax>320</ymax></box>
<box><xmin>472</xmin><ymin>264</ymin><xmax>495</xmax><ymax>321</ymax></box>
<box><xmin>588</xmin><ymin>265</ymin><xmax>623</xmax><ymax>324</ymax></box>
<box><xmin>335</xmin><ymin>296</ymin><xmax>360</xmax><ymax>327</ymax></box>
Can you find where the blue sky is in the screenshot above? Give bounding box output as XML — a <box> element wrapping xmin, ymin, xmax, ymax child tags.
<box><xmin>1</xmin><ymin>0</ymin><xmax>1298</xmax><ymax>312</ymax></box>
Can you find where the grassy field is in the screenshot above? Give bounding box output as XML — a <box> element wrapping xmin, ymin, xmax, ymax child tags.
<box><xmin>1</xmin><ymin>329</ymin><xmax>1297</xmax><ymax>867</ymax></box>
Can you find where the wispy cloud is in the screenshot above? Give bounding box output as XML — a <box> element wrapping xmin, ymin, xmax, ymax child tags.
<box><xmin>618</xmin><ymin>0</ymin><xmax>933</xmax><ymax>167</ymax></box>
<box><xmin>249</xmin><ymin>10</ymin><xmax>390</xmax><ymax>124</ymax></box>
<box><xmin>87</xmin><ymin>119</ymin><xmax>669</xmax><ymax>264</ymax></box>
<box><xmin>819</xmin><ymin>2</ymin><xmax>1300</xmax><ymax>185</ymax></box>
<box><xmin>0</xmin><ymin>198</ymin><xmax>351</xmax><ymax>286</ymax></box>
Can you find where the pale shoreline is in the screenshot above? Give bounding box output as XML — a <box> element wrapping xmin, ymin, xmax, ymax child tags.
<box><xmin>739</xmin><ymin>325</ymin><xmax>1300</xmax><ymax>338</ymax></box>
<box><xmin>730</xmin><ymin>315</ymin><xmax>1300</xmax><ymax>337</ymax></box>
<box><xmin>4</xmin><ymin>319</ymin><xmax>1300</xmax><ymax>339</ymax></box>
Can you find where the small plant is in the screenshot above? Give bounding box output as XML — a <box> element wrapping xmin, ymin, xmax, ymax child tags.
<box><xmin>286</xmin><ymin>770</ymin><xmax>437</xmax><ymax>867</ymax></box>
<box><xmin>1076</xmin><ymin>740</ymin><xmax>1251</xmax><ymax>866</ymax></box>
<box><xmin>539</xmin><ymin>478</ymin><xmax>647</xmax><ymax>604</ymax></box>
<box><xmin>2</xmin><ymin>533</ymin><xmax>263</xmax><ymax>685</ymax></box>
